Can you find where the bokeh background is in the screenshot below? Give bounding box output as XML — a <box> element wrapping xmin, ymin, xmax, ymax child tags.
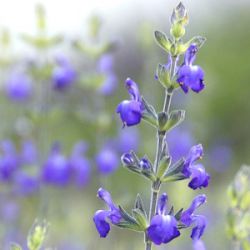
<box><xmin>0</xmin><ymin>0</ymin><xmax>250</xmax><ymax>249</ymax></box>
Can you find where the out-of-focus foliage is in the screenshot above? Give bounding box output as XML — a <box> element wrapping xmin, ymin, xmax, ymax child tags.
<box><xmin>227</xmin><ymin>166</ymin><xmax>250</xmax><ymax>249</ymax></box>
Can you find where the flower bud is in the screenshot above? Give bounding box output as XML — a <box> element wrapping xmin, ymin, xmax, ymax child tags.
<box><xmin>140</xmin><ymin>157</ymin><xmax>156</xmax><ymax>181</ymax></box>
<box><xmin>170</xmin><ymin>24</ymin><xmax>186</xmax><ymax>40</ymax></box>
<box><xmin>121</xmin><ymin>152</ymin><xmax>135</xmax><ymax>166</ymax></box>
<box><xmin>27</xmin><ymin>219</ymin><xmax>49</xmax><ymax>250</ymax></box>
<box><xmin>170</xmin><ymin>2</ymin><xmax>188</xmax><ymax>26</ymax></box>
<box><xmin>170</xmin><ymin>2</ymin><xmax>188</xmax><ymax>40</ymax></box>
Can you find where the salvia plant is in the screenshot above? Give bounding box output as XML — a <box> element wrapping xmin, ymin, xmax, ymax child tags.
<box><xmin>93</xmin><ymin>2</ymin><xmax>210</xmax><ymax>250</ymax></box>
<box><xmin>227</xmin><ymin>165</ymin><xmax>250</xmax><ymax>250</ymax></box>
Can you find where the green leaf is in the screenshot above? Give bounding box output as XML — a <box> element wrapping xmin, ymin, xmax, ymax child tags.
<box><xmin>116</xmin><ymin>221</ymin><xmax>141</xmax><ymax>231</ymax></box>
<box><xmin>168</xmin><ymin>206</ymin><xmax>174</xmax><ymax>215</ymax></box>
<box><xmin>132</xmin><ymin>209</ymin><xmax>147</xmax><ymax>230</ymax></box>
<box><xmin>157</xmin><ymin>156</ymin><xmax>171</xmax><ymax>179</ymax></box>
<box><xmin>161</xmin><ymin>110</ymin><xmax>185</xmax><ymax>132</ymax></box>
<box><xmin>175</xmin><ymin>208</ymin><xmax>183</xmax><ymax>220</ymax></box>
<box><xmin>162</xmin><ymin>158</ymin><xmax>188</xmax><ymax>182</ymax></box>
<box><xmin>141</xmin><ymin>97</ymin><xmax>158</xmax><ymax>127</ymax></box>
<box><xmin>134</xmin><ymin>194</ymin><xmax>147</xmax><ymax>218</ymax></box>
<box><xmin>163</xmin><ymin>172</ymin><xmax>187</xmax><ymax>182</ymax></box>
<box><xmin>166</xmin><ymin>158</ymin><xmax>185</xmax><ymax>176</ymax></box>
<box><xmin>187</xmin><ymin>36</ymin><xmax>206</xmax><ymax>48</ymax></box>
<box><xmin>156</xmin><ymin>64</ymin><xmax>171</xmax><ymax>88</ymax></box>
<box><xmin>154</xmin><ymin>31</ymin><xmax>172</xmax><ymax>52</ymax></box>
<box><xmin>119</xmin><ymin>206</ymin><xmax>138</xmax><ymax>225</ymax></box>
<box><xmin>158</xmin><ymin>112</ymin><xmax>168</xmax><ymax>132</ymax></box>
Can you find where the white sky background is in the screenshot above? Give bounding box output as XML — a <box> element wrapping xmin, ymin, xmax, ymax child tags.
<box><xmin>0</xmin><ymin>0</ymin><xmax>249</xmax><ymax>48</ymax></box>
<box><xmin>0</xmin><ymin>0</ymin><xmax>249</xmax><ymax>33</ymax></box>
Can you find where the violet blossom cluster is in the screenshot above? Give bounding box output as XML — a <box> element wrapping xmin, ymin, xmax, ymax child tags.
<box><xmin>94</xmin><ymin>3</ymin><xmax>210</xmax><ymax>250</ymax></box>
<box><xmin>0</xmin><ymin>140</ymin><xmax>92</xmax><ymax>195</ymax></box>
<box><xmin>0</xmin><ymin>128</ymin><xmax>139</xmax><ymax>195</ymax></box>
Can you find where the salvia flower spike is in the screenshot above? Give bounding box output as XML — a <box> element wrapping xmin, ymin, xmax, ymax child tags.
<box><xmin>94</xmin><ymin>2</ymin><xmax>209</xmax><ymax>250</ymax></box>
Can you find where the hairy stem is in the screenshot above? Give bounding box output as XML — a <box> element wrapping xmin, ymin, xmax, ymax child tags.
<box><xmin>144</xmin><ymin>55</ymin><xmax>176</xmax><ymax>250</ymax></box>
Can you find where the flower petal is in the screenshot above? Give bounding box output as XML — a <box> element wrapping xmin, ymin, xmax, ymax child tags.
<box><xmin>93</xmin><ymin>210</ymin><xmax>111</xmax><ymax>238</ymax></box>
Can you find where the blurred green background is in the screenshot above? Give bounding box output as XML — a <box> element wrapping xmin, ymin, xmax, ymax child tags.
<box><xmin>0</xmin><ymin>0</ymin><xmax>250</xmax><ymax>249</ymax></box>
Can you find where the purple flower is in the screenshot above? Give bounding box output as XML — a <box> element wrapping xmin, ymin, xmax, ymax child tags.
<box><xmin>69</xmin><ymin>141</ymin><xmax>91</xmax><ymax>187</ymax></box>
<box><xmin>52</xmin><ymin>56</ymin><xmax>76</xmax><ymax>90</ymax></box>
<box><xmin>188</xmin><ymin>164</ymin><xmax>210</xmax><ymax>190</ymax></box>
<box><xmin>93</xmin><ymin>188</ymin><xmax>122</xmax><ymax>237</ymax></box>
<box><xmin>0</xmin><ymin>140</ymin><xmax>19</xmax><ymax>181</ymax></box>
<box><xmin>147</xmin><ymin>193</ymin><xmax>180</xmax><ymax>245</ymax></box>
<box><xmin>96</xmin><ymin>146</ymin><xmax>119</xmax><ymax>175</ymax></box>
<box><xmin>177</xmin><ymin>44</ymin><xmax>205</xmax><ymax>93</ymax></box>
<box><xmin>181</xmin><ymin>195</ymin><xmax>207</xmax><ymax>240</ymax></box>
<box><xmin>183</xmin><ymin>144</ymin><xmax>203</xmax><ymax>177</ymax></box>
<box><xmin>183</xmin><ymin>144</ymin><xmax>210</xmax><ymax>190</ymax></box>
<box><xmin>116</xmin><ymin>78</ymin><xmax>144</xmax><ymax>127</ymax></box>
<box><xmin>42</xmin><ymin>143</ymin><xmax>70</xmax><ymax>186</ymax></box>
<box><xmin>5</xmin><ymin>73</ymin><xmax>32</xmax><ymax>101</ymax></box>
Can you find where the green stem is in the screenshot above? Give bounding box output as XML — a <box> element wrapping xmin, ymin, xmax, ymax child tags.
<box><xmin>144</xmin><ymin>55</ymin><xmax>176</xmax><ymax>250</ymax></box>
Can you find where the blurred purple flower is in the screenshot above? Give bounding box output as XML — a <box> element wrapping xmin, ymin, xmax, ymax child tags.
<box><xmin>181</xmin><ymin>195</ymin><xmax>207</xmax><ymax>240</ymax></box>
<box><xmin>96</xmin><ymin>143</ymin><xmax>120</xmax><ymax>175</ymax></box>
<box><xmin>0</xmin><ymin>140</ymin><xmax>19</xmax><ymax>181</ymax></box>
<box><xmin>52</xmin><ymin>56</ymin><xmax>76</xmax><ymax>90</ymax></box>
<box><xmin>93</xmin><ymin>188</ymin><xmax>122</xmax><ymax>237</ymax></box>
<box><xmin>147</xmin><ymin>193</ymin><xmax>180</xmax><ymax>245</ymax></box>
<box><xmin>97</xmin><ymin>54</ymin><xmax>118</xmax><ymax>96</ymax></box>
<box><xmin>20</xmin><ymin>140</ymin><xmax>37</xmax><ymax>165</ymax></box>
<box><xmin>13</xmin><ymin>172</ymin><xmax>39</xmax><ymax>195</ymax></box>
<box><xmin>177</xmin><ymin>44</ymin><xmax>205</xmax><ymax>93</ymax></box>
<box><xmin>96</xmin><ymin>146</ymin><xmax>119</xmax><ymax>175</ymax></box>
<box><xmin>5</xmin><ymin>73</ymin><xmax>32</xmax><ymax>101</ymax></box>
<box><xmin>117</xmin><ymin>78</ymin><xmax>144</xmax><ymax>127</ymax></box>
<box><xmin>117</xmin><ymin>127</ymin><xmax>139</xmax><ymax>153</ymax></box>
<box><xmin>70</xmin><ymin>141</ymin><xmax>91</xmax><ymax>187</ymax></box>
<box><xmin>42</xmin><ymin>143</ymin><xmax>70</xmax><ymax>186</ymax></box>
<box><xmin>167</xmin><ymin>128</ymin><xmax>194</xmax><ymax>162</ymax></box>
<box><xmin>98</xmin><ymin>54</ymin><xmax>114</xmax><ymax>74</ymax></box>
<box><xmin>209</xmin><ymin>145</ymin><xmax>232</xmax><ymax>172</ymax></box>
